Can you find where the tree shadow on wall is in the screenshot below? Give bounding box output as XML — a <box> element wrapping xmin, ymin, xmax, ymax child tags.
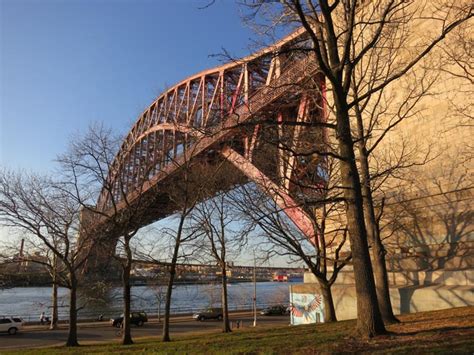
<box><xmin>385</xmin><ymin>162</ymin><xmax>473</xmax><ymax>312</ymax></box>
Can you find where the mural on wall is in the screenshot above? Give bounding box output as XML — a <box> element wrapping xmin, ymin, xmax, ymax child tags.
<box><xmin>289</xmin><ymin>290</ymin><xmax>324</xmax><ymax>325</ymax></box>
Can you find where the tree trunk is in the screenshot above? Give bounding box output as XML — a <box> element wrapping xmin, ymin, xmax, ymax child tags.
<box><xmin>120</xmin><ymin>235</ymin><xmax>134</xmax><ymax>345</ymax></box>
<box><xmin>335</xmin><ymin>97</ymin><xmax>385</xmax><ymax>337</ymax></box>
<box><xmin>221</xmin><ymin>264</ymin><xmax>231</xmax><ymax>333</ymax></box>
<box><xmin>121</xmin><ymin>261</ymin><xmax>133</xmax><ymax>345</ymax></box>
<box><xmin>162</xmin><ymin>264</ymin><xmax>176</xmax><ymax>342</ymax></box>
<box><xmin>360</xmin><ymin>159</ymin><xmax>399</xmax><ymax>324</ymax></box>
<box><xmin>162</xmin><ymin>210</ymin><xmax>188</xmax><ymax>342</ymax></box>
<box><xmin>318</xmin><ymin>280</ymin><xmax>337</xmax><ymax>322</ymax></box>
<box><xmin>50</xmin><ymin>280</ymin><xmax>58</xmax><ymax>330</ymax></box>
<box><xmin>66</xmin><ymin>275</ymin><xmax>79</xmax><ymax>347</ymax></box>
<box><xmin>354</xmin><ymin>107</ymin><xmax>400</xmax><ymax>325</ymax></box>
<box><xmin>163</xmin><ymin>231</ymin><xmax>183</xmax><ymax>342</ymax></box>
<box><xmin>371</xmin><ymin>227</ymin><xmax>399</xmax><ymax>324</ymax></box>
<box><xmin>157</xmin><ymin>298</ymin><xmax>161</xmax><ymax>324</ymax></box>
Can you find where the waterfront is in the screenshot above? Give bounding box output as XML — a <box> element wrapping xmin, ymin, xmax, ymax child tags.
<box><xmin>0</xmin><ymin>282</ymin><xmax>289</xmax><ymax>322</ymax></box>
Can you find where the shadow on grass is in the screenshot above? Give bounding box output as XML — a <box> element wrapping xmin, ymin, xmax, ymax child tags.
<box><xmin>3</xmin><ymin>307</ymin><xmax>474</xmax><ymax>355</ymax></box>
<box><xmin>390</xmin><ymin>325</ymin><xmax>474</xmax><ymax>337</ymax></box>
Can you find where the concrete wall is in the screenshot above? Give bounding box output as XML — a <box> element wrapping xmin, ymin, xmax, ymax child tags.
<box><xmin>303</xmin><ymin>253</ymin><xmax>474</xmax><ymax>320</ymax></box>
<box><xmin>332</xmin><ymin>284</ymin><xmax>473</xmax><ymax>320</ymax></box>
<box><xmin>304</xmin><ymin>269</ymin><xmax>474</xmax><ymax>287</ymax></box>
<box><xmin>300</xmin><ymin>281</ymin><xmax>473</xmax><ymax>321</ymax></box>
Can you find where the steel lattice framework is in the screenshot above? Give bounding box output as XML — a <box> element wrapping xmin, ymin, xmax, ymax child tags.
<box><xmin>95</xmin><ymin>28</ymin><xmax>327</xmax><ymax>240</ymax></box>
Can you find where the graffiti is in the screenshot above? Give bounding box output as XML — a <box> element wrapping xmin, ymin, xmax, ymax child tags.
<box><xmin>289</xmin><ymin>293</ymin><xmax>324</xmax><ymax>325</ymax></box>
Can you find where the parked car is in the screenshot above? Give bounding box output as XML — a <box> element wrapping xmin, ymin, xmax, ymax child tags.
<box><xmin>110</xmin><ymin>311</ymin><xmax>148</xmax><ymax>327</ymax></box>
<box><xmin>260</xmin><ymin>305</ymin><xmax>289</xmax><ymax>316</ymax></box>
<box><xmin>192</xmin><ymin>308</ymin><xmax>223</xmax><ymax>321</ymax></box>
<box><xmin>0</xmin><ymin>317</ymin><xmax>23</xmax><ymax>335</ymax></box>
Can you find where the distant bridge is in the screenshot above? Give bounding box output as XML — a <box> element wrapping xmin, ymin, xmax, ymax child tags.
<box><xmin>131</xmin><ymin>259</ymin><xmax>305</xmax><ymax>273</ymax></box>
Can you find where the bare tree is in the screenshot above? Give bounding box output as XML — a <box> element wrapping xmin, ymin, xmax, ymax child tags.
<box><xmin>241</xmin><ymin>0</ymin><xmax>473</xmax><ymax>336</ymax></box>
<box><xmin>233</xmin><ymin>155</ymin><xmax>350</xmax><ymax>322</ymax></box>
<box><xmin>0</xmin><ymin>170</ymin><xmax>92</xmax><ymax>346</ymax></box>
<box><xmin>129</xmin><ymin>152</ymin><xmax>214</xmax><ymax>342</ymax></box>
<box><xmin>56</xmin><ymin>124</ymin><xmax>154</xmax><ymax>345</ymax></box>
<box><xmin>192</xmin><ymin>191</ymin><xmax>251</xmax><ymax>332</ymax></box>
<box><xmin>27</xmin><ymin>245</ymin><xmax>61</xmax><ymax>329</ymax></box>
<box><xmin>129</xmin><ymin>228</ymin><xmax>170</xmax><ymax>324</ymax></box>
<box><xmin>158</xmin><ymin>163</ymin><xmax>210</xmax><ymax>342</ymax></box>
<box><xmin>347</xmin><ymin>64</ymin><xmax>438</xmax><ymax>324</ymax></box>
<box><xmin>133</xmin><ymin>223</ymin><xmax>198</xmax><ymax>342</ymax></box>
<box><xmin>151</xmin><ymin>281</ymin><xmax>167</xmax><ymax>324</ymax></box>
<box><xmin>0</xmin><ymin>238</ymin><xmax>62</xmax><ymax>329</ymax></box>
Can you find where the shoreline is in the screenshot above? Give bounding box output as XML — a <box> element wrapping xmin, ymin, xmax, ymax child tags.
<box><xmin>2</xmin><ymin>277</ymin><xmax>303</xmax><ymax>288</ymax></box>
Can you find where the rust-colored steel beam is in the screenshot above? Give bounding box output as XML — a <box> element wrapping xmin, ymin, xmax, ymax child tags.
<box><xmin>94</xmin><ymin>28</ymin><xmax>325</xmax><ymax>246</ymax></box>
<box><xmin>220</xmin><ymin>145</ymin><xmax>315</xmax><ymax>241</ymax></box>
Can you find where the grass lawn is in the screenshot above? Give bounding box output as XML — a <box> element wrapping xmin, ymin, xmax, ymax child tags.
<box><xmin>4</xmin><ymin>307</ymin><xmax>474</xmax><ymax>354</ymax></box>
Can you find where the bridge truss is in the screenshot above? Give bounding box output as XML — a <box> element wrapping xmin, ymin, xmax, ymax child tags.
<box><xmin>94</xmin><ymin>28</ymin><xmax>327</xmax><ymax>242</ymax></box>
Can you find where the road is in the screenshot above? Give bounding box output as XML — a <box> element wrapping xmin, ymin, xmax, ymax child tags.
<box><xmin>0</xmin><ymin>313</ymin><xmax>290</xmax><ymax>350</ymax></box>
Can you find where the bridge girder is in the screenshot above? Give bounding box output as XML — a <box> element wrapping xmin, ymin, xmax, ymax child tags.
<box><xmin>92</xmin><ymin>28</ymin><xmax>327</xmax><ymax>247</ymax></box>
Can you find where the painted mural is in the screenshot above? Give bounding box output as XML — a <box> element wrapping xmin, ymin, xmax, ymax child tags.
<box><xmin>289</xmin><ymin>290</ymin><xmax>324</xmax><ymax>325</ymax></box>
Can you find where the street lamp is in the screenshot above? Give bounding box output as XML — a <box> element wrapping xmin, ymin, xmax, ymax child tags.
<box><xmin>253</xmin><ymin>251</ymin><xmax>257</xmax><ymax>327</ymax></box>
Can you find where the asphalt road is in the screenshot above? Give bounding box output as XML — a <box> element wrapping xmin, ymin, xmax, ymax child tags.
<box><xmin>0</xmin><ymin>313</ymin><xmax>290</xmax><ymax>350</ymax></box>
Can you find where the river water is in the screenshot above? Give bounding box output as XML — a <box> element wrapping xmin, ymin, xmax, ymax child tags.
<box><xmin>0</xmin><ymin>282</ymin><xmax>290</xmax><ymax>322</ymax></box>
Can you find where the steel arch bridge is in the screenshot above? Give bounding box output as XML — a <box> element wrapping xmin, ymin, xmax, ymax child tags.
<box><xmin>91</xmin><ymin>28</ymin><xmax>327</xmax><ymax>245</ymax></box>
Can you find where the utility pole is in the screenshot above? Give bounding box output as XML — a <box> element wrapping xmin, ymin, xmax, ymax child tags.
<box><xmin>253</xmin><ymin>251</ymin><xmax>257</xmax><ymax>327</ymax></box>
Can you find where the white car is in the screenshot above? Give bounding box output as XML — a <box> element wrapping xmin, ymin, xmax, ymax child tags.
<box><xmin>0</xmin><ymin>317</ymin><xmax>23</xmax><ymax>335</ymax></box>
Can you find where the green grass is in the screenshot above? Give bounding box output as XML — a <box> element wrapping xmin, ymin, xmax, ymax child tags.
<box><xmin>3</xmin><ymin>307</ymin><xmax>474</xmax><ymax>354</ymax></box>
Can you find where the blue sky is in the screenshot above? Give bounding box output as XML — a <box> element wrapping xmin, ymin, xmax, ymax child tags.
<box><xmin>0</xmin><ymin>0</ymin><xmax>271</xmax><ymax>172</ymax></box>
